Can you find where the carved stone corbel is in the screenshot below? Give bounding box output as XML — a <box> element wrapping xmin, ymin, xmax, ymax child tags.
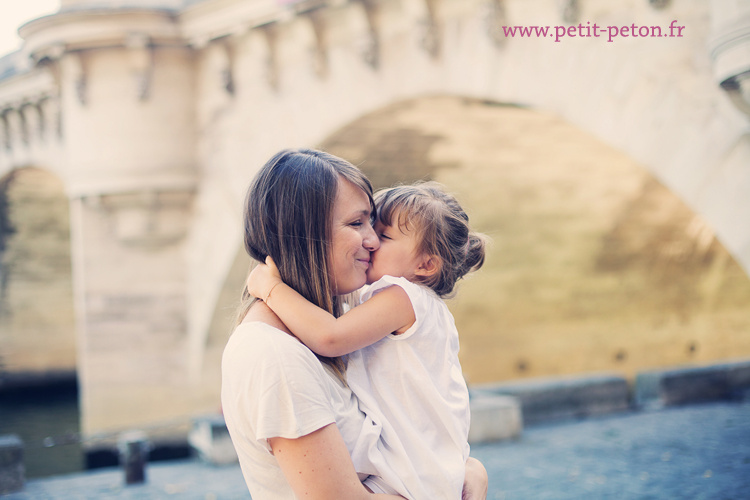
<box><xmin>126</xmin><ymin>33</ymin><xmax>154</xmax><ymax>101</ymax></box>
<box><xmin>36</xmin><ymin>43</ymin><xmax>65</xmax><ymax>92</ymax></box>
<box><xmin>36</xmin><ymin>47</ymin><xmax>64</xmax><ymax>140</ymax></box>
<box><xmin>648</xmin><ymin>0</ymin><xmax>671</xmax><ymax>10</ymax></box>
<box><xmin>261</xmin><ymin>24</ymin><xmax>280</xmax><ymax>91</ymax></box>
<box><xmin>63</xmin><ymin>52</ymin><xmax>88</xmax><ymax>106</ymax></box>
<box><xmin>355</xmin><ymin>0</ymin><xmax>380</xmax><ymax>69</ymax></box>
<box><xmin>558</xmin><ymin>0</ymin><xmax>580</xmax><ymax>24</ymax></box>
<box><xmin>217</xmin><ymin>37</ymin><xmax>237</xmax><ymax>96</ymax></box>
<box><xmin>485</xmin><ymin>0</ymin><xmax>509</xmax><ymax>48</ymax></box>
<box><xmin>719</xmin><ymin>73</ymin><xmax>750</xmax><ymax>117</ymax></box>
<box><xmin>307</xmin><ymin>10</ymin><xmax>329</xmax><ymax>79</ymax></box>
<box><xmin>710</xmin><ymin>2</ymin><xmax>750</xmax><ymax>119</ymax></box>
<box><xmin>419</xmin><ymin>0</ymin><xmax>441</xmax><ymax>59</ymax></box>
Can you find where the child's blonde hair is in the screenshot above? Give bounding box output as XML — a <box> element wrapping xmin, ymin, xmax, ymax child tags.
<box><xmin>375</xmin><ymin>181</ymin><xmax>488</xmax><ymax>297</ymax></box>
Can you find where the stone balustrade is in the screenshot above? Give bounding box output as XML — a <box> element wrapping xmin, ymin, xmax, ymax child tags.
<box><xmin>0</xmin><ymin>69</ymin><xmax>59</xmax><ymax>176</ymax></box>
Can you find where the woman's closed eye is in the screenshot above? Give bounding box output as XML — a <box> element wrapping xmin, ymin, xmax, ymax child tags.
<box><xmin>350</xmin><ymin>219</ymin><xmax>375</xmax><ymax>231</ymax></box>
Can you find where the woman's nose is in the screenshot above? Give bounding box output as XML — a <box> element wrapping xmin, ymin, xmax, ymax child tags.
<box><xmin>364</xmin><ymin>224</ymin><xmax>379</xmax><ymax>251</ymax></box>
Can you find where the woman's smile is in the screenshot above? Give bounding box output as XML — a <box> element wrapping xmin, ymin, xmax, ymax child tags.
<box><xmin>356</xmin><ymin>256</ymin><xmax>371</xmax><ymax>269</ymax></box>
<box><xmin>329</xmin><ymin>179</ymin><xmax>379</xmax><ymax>295</ymax></box>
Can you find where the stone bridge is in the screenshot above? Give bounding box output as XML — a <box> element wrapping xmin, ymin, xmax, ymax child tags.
<box><xmin>1</xmin><ymin>0</ymin><xmax>749</xmax><ymax>440</ymax></box>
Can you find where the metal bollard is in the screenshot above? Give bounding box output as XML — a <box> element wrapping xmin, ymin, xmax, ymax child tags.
<box><xmin>0</xmin><ymin>434</ymin><xmax>24</xmax><ymax>494</ymax></box>
<box><xmin>117</xmin><ymin>431</ymin><xmax>149</xmax><ymax>485</ymax></box>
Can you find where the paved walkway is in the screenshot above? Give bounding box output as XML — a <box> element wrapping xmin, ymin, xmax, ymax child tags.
<box><xmin>6</xmin><ymin>401</ymin><xmax>749</xmax><ymax>500</ymax></box>
<box><xmin>472</xmin><ymin>401</ymin><xmax>750</xmax><ymax>500</ymax></box>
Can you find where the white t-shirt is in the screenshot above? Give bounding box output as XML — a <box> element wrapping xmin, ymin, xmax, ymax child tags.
<box><xmin>347</xmin><ymin>276</ymin><xmax>471</xmax><ymax>500</ymax></box>
<box><xmin>221</xmin><ymin>321</ymin><xmax>384</xmax><ymax>499</ymax></box>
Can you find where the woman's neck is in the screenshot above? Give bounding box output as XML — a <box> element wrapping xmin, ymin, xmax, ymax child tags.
<box><xmin>242</xmin><ymin>300</ymin><xmax>293</xmax><ymax>335</ymax></box>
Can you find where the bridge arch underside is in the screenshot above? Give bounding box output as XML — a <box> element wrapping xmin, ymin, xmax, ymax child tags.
<box><xmin>0</xmin><ymin>167</ymin><xmax>76</xmax><ymax>388</ymax></box>
<box><xmin>205</xmin><ymin>96</ymin><xmax>750</xmax><ymax>387</ymax></box>
<box><xmin>197</xmin><ymin>0</ymin><xmax>749</xmax><ymax>280</ymax></box>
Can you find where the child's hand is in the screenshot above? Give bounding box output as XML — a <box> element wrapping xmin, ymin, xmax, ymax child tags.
<box><xmin>247</xmin><ymin>256</ymin><xmax>283</xmax><ymax>302</ymax></box>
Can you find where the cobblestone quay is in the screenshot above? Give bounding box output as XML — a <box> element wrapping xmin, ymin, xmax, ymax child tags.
<box><xmin>2</xmin><ymin>400</ymin><xmax>748</xmax><ymax>499</ymax></box>
<box><xmin>473</xmin><ymin>401</ymin><xmax>750</xmax><ymax>500</ymax></box>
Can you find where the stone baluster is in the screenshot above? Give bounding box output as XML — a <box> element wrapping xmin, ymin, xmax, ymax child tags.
<box><xmin>4</xmin><ymin>109</ymin><xmax>22</xmax><ymax>153</ymax></box>
<box><xmin>21</xmin><ymin>104</ymin><xmax>42</xmax><ymax>148</ymax></box>
<box><xmin>39</xmin><ymin>96</ymin><xmax>63</xmax><ymax>141</ymax></box>
<box><xmin>126</xmin><ymin>33</ymin><xmax>153</xmax><ymax>101</ymax></box>
<box><xmin>0</xmin><ymin>112</ymin><xmax>10</xmax><ymax>155</ymax></box>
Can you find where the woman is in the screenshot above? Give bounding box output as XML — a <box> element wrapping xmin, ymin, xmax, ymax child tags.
<box><xmin>221</xmin><ymin>149</ymin><xmax>488</xmax><ymax>499</ymax></box>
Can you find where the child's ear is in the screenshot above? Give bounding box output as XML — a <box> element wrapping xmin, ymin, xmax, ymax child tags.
<box><xmin>414</xmin><ymin>255</ymin><xmax>441</xmax><ymax>278</ymax></box>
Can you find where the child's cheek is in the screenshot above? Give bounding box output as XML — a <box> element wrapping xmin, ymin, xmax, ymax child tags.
<box><xmin>365</xmin><ymin>266</ymin><xmax>377</xmax><ymax>286</ymax></box>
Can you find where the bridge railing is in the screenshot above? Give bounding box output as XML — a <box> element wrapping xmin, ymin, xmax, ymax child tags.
<box><xmin>0</xmin><ymin>64</ymin><xmax>61</xmax><ymax>175</ymax></box>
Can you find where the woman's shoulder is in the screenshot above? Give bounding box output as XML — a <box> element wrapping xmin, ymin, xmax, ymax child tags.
<box><xmin>228</xmin><ymin>321</ymin><xmax>295</xmax><ymax>348</ymax></box>
<box><xmin>223</xmin><ymin>321</ymin><xmax>322</xmax><ymax>375</ymax></box>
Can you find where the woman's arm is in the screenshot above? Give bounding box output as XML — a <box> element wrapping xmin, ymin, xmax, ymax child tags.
<box><xmin>270</xmin><ymin>423</ymin><xmax>404</xmax><ymax>500</ymax></box>
<box><xmin>247</xmin><ymin>258</ymin><xmax>415</xmax><ymax>357</ymax></box>
<box><xmin>462</xmin><ymin>457</ymin><xmax>489</xmax><ymax>500</ymax></box>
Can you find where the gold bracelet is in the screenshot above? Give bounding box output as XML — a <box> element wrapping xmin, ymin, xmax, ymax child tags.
<box><xmin>264</xmin><ymin>282</ymin><xmax>281</xmax><ymax>303</ymax></box>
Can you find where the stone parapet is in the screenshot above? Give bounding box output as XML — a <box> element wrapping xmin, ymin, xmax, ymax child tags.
<box><xmin>187</xmin><ymin>415</ymin><xmax>238</xmax><ymax>465</ymax></box>
<box><xmin>634</xmin><ymin>359</ymin><xmax>750</xmax><ymax>410</ymax></box>
<box><xmin>472</xmin><ymin>373</ymin><xmax>631</xmax><ymax>426</ymax></box>
<box><xmin>468</xmin><ymin>394</ymin><xmax>522</xmax><ymax>444</ymax></box>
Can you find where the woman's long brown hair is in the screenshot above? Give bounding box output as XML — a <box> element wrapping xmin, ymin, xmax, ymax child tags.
<box><xmin>237</xmin><ymin>149</ymin><xmax>375</xmax><ymax>381</ymax></box>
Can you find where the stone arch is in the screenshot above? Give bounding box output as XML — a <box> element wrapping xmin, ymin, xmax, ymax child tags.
<box><xmin>319</xmin><ymin>96</ymin><xmax>750</xmax><ymax>384</ymax></box>
<box><xmin>198</xmin><ymin>95</ymin><xmax>750</xmax><ymax>389</ymax></box>
<box><xmin>189</xmin><ymin>0</ymin><xmax>750</xmax><ymax>389</ymax></box>
<box><xmin>0</xmin><ymin>166</ymin><xmax>76</xmax><ymax>387</ymax></box>
<box><xmin>190</xmin><ymin>0</ymin><xmax>748</xmax><ymax>319</ymax></box>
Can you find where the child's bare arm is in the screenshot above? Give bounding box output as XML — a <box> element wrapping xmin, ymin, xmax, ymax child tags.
<box><xmin>247</xmin><ymin>258</ymin><xmax>415</xmax><ymax>357</ymax></box>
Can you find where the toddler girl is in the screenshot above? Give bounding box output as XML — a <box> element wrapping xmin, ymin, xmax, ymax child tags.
<box><xmin>246</xmin><ymin>181</ymin><xmax>487</xmax><ymax>499</ymax></box>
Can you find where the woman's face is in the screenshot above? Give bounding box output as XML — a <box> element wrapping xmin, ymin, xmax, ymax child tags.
<box><xmin>329</xmin><ymin>178</ymin><xmax>379</xmax><ymax>295</ymax></box>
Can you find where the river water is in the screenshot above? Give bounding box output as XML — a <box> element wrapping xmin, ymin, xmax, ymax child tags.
<box><xmin>0</xmin><ymin>382</ymin><xmax>84</xmax><ymax>478</ymax></box>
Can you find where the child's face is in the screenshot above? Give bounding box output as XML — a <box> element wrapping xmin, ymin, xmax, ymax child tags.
<box><xmin>366</xmin><ymin>214</ymin><xmax>427</xmax><ymax>285</ymax></box>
